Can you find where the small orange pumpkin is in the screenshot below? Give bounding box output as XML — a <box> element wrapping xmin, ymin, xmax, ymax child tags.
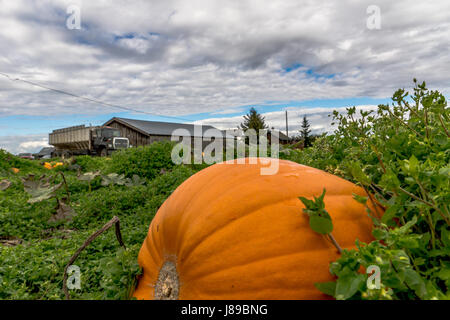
<box><xmin>134</xmin><ymin>158</ymin><xmax>379</xmax><ymax>300</ymax></box>
<box><xmin>44</xmin><ymin>162</ymin><xmax>53</xmax><ymax>170</ymax></box>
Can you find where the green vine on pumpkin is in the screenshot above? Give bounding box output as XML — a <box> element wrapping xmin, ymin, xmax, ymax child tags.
<box><xmin>299</xmin><ymin>189</ymin><xmax>342</xmax><ymax>254</ymax></box>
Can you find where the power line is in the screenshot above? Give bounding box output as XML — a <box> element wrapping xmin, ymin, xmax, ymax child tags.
<box><xmin>0</xmin><ymin>71</ymin><xmax>197</xmax><ymax>123</ymax></box>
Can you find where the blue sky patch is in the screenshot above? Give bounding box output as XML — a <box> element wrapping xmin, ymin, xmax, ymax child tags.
<box><xmin>0</xmin><ymin>97</ymin><xmax>391</xmax><ymax>137</ymax></box>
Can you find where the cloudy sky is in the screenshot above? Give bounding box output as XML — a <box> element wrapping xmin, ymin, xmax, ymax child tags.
<box><xmin>0</xmin><ymin>0</ymin><xmax>449</xmax><ymax>154</ymax></box>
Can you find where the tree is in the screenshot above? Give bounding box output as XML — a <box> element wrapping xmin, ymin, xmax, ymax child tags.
<box><xmin>300</xmin><ymin>115</ymin><xmax>312</xmax><ymax>148</ymax></box>
<box><xmin>240</xmin><ymin>107</ymin><xmax>268</xmax><ymax>134</ymax></box>
<box><xmin>240</xmin><ymin>108</ymin><xmax>268</xmax><ymax>145</ymax></box>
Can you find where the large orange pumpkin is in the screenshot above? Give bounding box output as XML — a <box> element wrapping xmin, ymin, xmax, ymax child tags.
<box><xmin>134</xmin><ymin>158</ymin><xmax>379</xmax><ymax>300</ymax></box>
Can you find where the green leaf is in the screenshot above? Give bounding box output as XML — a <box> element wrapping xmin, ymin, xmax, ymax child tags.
<box><xmin>22</xmin><ymin>174</ymin><xmax>62</xmax><ymax>203</ymax></box>
<box><xmin>372</xmin><ymin>228</ymin><xmax>387</xmax><ymax>240</ymax></box>
<box><xmin>314</xmin><ymin>282</ymin><xmax>336</xmax><ymax>296</ymax></box>
<box><xmin>434</xmin><ymin>133</ymin><xmax>448</xmax><ymax>146</ymax></box>
<box><xmin>414</xmin><ymin>257</ymin><xmax>426</xmax><ymax>266</ymax></box>
<box><xmin>397</xmin><ymin>215</ymin><xmax>418</xmax><ymax>234</ymax></box>
<box><xmin>0</xmin><ymin>179</ymin><xmax>11</xmax><ymax>191</ymax></box>
<box><xmin>436</xmin><ymin>268</ymin><xmax>450</xmax><ymax>281</ymax></box>
<box><xmin>352</xmin><ymin>193</ymin><xmax>368</xmax><ymax>205</ymax></box>
<box><xmin>403</xmin><ymin>269</ymin><xmax>427</xmax><ymax>299</ymax></box>
<box><xmin>309</xmin><ymin>215</ymin><xmax>333</xmax><ymax>235</ymax></box>
<box><xmin>335</xmin><ymin>274</ymin><xmax>365</xmax><ymax>300</ymax></box>
<box><xmin>298</xmin><ymin>196</ymin><xmax>315</xmax><ymax>210</ymax></box>
<box><xmin>438</xmin><ymin>167</ymin><xmax>450</xmax><ymax>177</ymax></box>
<box><xmin>48</xmin><ymin>198</ymin><xmax>75</xmax><ymax>223</ymax></box>
<box><xmin>348</xmin><ymin>162</ymin><xmax>371</xmax><ymax>186</ymax></box>
<box><xmin>408</xmin><ymin>155</ymin><xmax>419</xmax><ymax>176</ymax></box>
<box><xmin>77</xmin><ymin>171</ymin><xmax>101</xmax><ymax>182</ymax></box>
<box><xmin>380</xmin><ymin>170</ymin><xmax>401</xmax><ymax>190</ymax></box>
<box><xmin>381</xmin><ymin>205</ymin><xmax>399</xmax><ymax>224</ymax></box>
<box><xmin>316</xmin><ymin>188</ymin><xmax>326</xmax><ymax>204</ymax></box>
<box><xmin>101</xmin><ymin>173</ymin><xmax>127</xmax><ymax>186</ymax></box>
<box><xmin>27</xmin><ymin>184</ymin><xmax>62</xmax><ymax>204</ymax></box>
<box><xmin>299</xmin><ymin>189</ymin><xmax>334</xmax><ymax>235</ymax></box>
<box><xmin>441</xmin><ymin>228</ymin><xmax>450</xmax><ymax>248</ymax></box>
<box><xmin>124</xmin><ymin>175</ymin><xmax>146</xmax><ymax>187</ymax></box>
<box><xmin>398</xmin><ymin>237</ymin><xmax>419</xmax><ymax>249</ymax></box>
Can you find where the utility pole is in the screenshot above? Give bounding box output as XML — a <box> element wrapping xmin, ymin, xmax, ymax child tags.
<box><xmin>285</xmin><ymin>110</ymin><xmax>289</xmax><ymax>137</ymax></box>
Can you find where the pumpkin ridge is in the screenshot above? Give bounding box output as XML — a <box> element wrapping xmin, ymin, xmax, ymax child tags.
<box><xmin>182</xmin><ymin>237</ymin><xmax>359</xmax><ymax>282</ymax></box>
<box><xmin>177</xmin><ymin>167</ymin><xmax>366</xmax><ymax>247</ymax></box>
<box><xmin>141</xmin><ymin>235</ymin><xmax>160</xmax><ymax>267</ymax></box>
<box><xmin>178</xmin><ymin>195</ymin><xmax>301</xmax><ymax>265</ymax></box>
<box><xmin>149</xmin><ymin>221</ymin><xmax>164</xmax><ymax>263</ymax></box>
<box><xmin>176</xmin><ymin>161</ymin><xmax>365</xmax><ymax>256</ymax></box>
<box><xmin>178</xmin><ymin>192</ymin><xmax>369</xmax><ymax>265</ymax></box>
<box><xmin>179</xmin><ymin>205</ymin><xmax>372</xmax><ymax>282</ymax></box>
<box><xmin>175</xmin><ymin>168</ymin><xmax>294</xmax><ymax>257</ymax></box>
<box><xmin>172</xmin><ymin>163</ymin><xmax>267</xmax><ymax>252</ymax></box>
<box><xmin>184</xmin><ymin>286</ymin><xmax>326</xmax><ymax>299</ymax></box>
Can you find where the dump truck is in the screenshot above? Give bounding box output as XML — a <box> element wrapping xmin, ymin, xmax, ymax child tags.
<box><xmin>49</xmin><ymin>125</ymin><xmax>130</xmax><ymax>157</ymax></box>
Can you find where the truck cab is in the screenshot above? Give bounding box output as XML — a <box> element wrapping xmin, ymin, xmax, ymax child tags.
<box><xmin>92</xmin><ymin>127</ymin><xmax>130</xmax><ymax>156</ymax></box>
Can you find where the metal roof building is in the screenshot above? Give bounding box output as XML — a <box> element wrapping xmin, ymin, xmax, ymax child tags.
<box><xmin>103</xmin><ymin>117</ymin><xmax>233</xmax><ymax>148</ymax></box>
<box><xmin>33</xmin><ymin>147</ymin><xmax>55</xmax><ymax>159</ymax></box>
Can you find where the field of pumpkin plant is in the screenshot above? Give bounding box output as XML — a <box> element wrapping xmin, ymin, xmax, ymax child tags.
<box><xmin>0</xmin><ymin>80</ymin><xmax>449</xmax><ymax>300</ymax></box>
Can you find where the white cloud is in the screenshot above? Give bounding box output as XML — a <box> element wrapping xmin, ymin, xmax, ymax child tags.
<box><xmin>0</xmin><ymin>135</ymin><xmax>49</xmax><ymax>155</ymax></box>
<box><xmin>195</xmin><ymin>104</ymin><xmax>379</xmax><ymax>136</ymax></box>
<box><xmin>211</xmin><ymin>107</ymin><xmax>245</xmax><ymax>115</ymax></box>
<box><xmin>19</xmin><ymin>140</ymin><xmax>50</xmax><ymax>151</ymax></box>
<box><xmin>0</xmin><ymin>0</ymin><xmax>448</xmax><ymax>118</ymax></box>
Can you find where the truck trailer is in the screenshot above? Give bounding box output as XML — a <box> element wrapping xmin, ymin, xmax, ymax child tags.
<box><xmin>49</xmin><ymin>125</ymin><xmax>130</xmax><ymax>157</ymax></box>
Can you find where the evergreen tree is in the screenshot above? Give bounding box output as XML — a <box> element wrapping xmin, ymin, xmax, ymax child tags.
<box><xmin>300</xmin><ymin>115</ymin><xmax>312</xmax><ymax>148</ymax></box>
<box><xmin>240</xmin><ymin>107</ymin><xmax>268</xmax><ymax>134</ymax></box>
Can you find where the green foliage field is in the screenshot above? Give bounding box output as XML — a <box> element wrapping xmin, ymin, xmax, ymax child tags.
<box><xmin>0</xmin><ymin>80</ymin><xmax>448</xmax><ymax>300</ymax></box>
<box><xmin>282</xmin><ymin>80</ymin><xmax>450</xmax><ymax>300</ymax></box>
<box><xmin>0</xmin><ymin>142</ymin><xmax>200</xmax><ymax>299</ymax></box>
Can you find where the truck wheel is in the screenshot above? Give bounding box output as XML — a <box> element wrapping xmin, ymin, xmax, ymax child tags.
<box><xmin>99</xmin><ymin>148</ymin><xmax>107</xmax><ymax>157</ymax></box>
<box><xmin>62</xmin><ymin>151</ymin><xmax>71</xmax><ymax>159</ymax></box>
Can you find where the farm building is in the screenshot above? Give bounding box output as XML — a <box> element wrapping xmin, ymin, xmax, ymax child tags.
<box><xmin>221</xmin><ymin>128</ymin><xmax>290</xmax><ymax>145</ymax></box>
<box><xmin>269</xmin><ymin>130</ymin><xmax>290</xmax><ymax>144</ymax></box>
<box><xmin>103</xmin><ymin>117</ymin><xmax>234</xmax><ymax>150</ymax></box>
<box><xmin>33</xmin><ymin>147</ymin><xmax>55</xmax><ymax>159</ymax></box>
